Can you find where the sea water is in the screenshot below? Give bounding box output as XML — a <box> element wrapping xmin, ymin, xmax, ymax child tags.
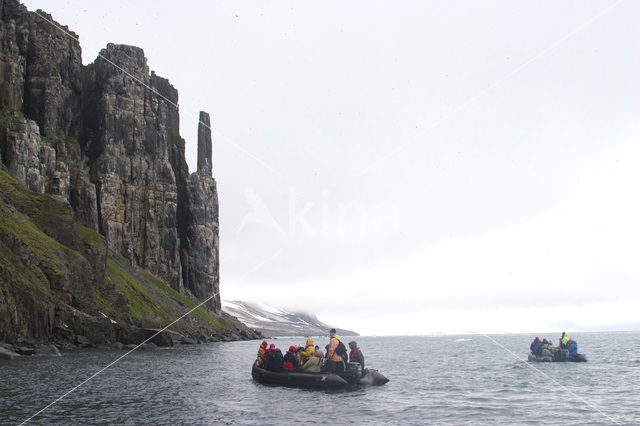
<box><xmin>1</xmin><ymin>332</ymin><xmax>639</xmax><ymax>425</ymax></box>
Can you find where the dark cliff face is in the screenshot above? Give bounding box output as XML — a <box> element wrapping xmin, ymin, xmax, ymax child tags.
<box><xmin>88</xmin><ymin>44</ymin><xmax>184</xmax><ymax>290</ymax></box>
<box><xmin>182</xmin><ymin>112</ymin><xmax>220</xmax><ymax>311</ymax></box>
<box><xmin>0</xmin><ymin>0</ymin><xmax>228</xmax><ymax>344</ymax></box>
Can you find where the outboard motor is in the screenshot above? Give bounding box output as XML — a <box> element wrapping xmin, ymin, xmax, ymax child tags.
<box><xmin>342</xmin><ymin>362</ymin><xmax>362</xmax><ymax>384</ymax></box>
<box><xmin>361</xmin><ymin>369</ymin><xmax>390</xmax><ymax>385</ymax></box>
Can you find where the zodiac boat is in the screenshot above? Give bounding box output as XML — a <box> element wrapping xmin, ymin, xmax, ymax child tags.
<box><xmin>528</xmin><ymin>348</ymin><xmax>587</xmax><ymax>362</ymax></box>
<box><xmin>251</xmin><ymin>361</ymin><xmax>389</xmax><ymax>388</ymax></box>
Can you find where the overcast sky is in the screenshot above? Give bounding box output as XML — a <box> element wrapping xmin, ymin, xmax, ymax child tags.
<box><xmin>23</xmin><ymin>0</ymin><xmax>640</xmax><ymax>335</ymax></box>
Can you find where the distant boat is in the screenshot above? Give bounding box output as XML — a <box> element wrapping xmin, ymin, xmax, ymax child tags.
<box><xmin>528</xmin><ymin>349</ymin><xmax>587</xmax><ymax>363</ymax></box>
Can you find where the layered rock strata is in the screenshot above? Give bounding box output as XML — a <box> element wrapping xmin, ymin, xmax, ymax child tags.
<box><xmin>0</xmin><ymin>0</ymin><xmax>232</xmax><ymax>345</ymax></box>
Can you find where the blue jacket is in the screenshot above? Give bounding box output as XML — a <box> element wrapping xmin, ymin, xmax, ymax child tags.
<box><xmin>569</xmin><ymin>342</ymin><xmax>578</xmax><ymax>356</ymax></box>
<box><xmin>265</xmin><ymin>349</ymin><xmax>284</xmax><ymax>371</ymax></box>
<box><xmin>530</xmin><ymin>340</ymin><xmax>542</xmax><ymax>355</ymax></box>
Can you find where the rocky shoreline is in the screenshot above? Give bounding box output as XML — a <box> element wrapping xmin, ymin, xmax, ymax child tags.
<box><xmin>0</xmin><ymin>324</ymin><xmax>259</xmax><ymax>360</ymax></box>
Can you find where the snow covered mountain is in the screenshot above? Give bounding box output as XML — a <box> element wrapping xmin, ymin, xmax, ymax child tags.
<box><xmin>221</xmin><ymin>300</ymin><xmax>358</xmax><ymax>337</ymax></box>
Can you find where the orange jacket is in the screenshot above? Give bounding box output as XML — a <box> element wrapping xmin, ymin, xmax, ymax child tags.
<box><xmin>327</xmin><ymin>335</ymin><xmax>343</xmax><ymax>362</ymax></box>
<box><xmin>257</xmin><ymin>342</ymin><xmax>268</xmax><ymax>360</ymax></box>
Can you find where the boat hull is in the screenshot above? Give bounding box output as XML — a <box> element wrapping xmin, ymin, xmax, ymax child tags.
<box><xmin>528</xmin><ymin>353</ymin><xmax>587</xmax><ymax>363</ymax></box>
<box><xmin>252</xmin><ymin>362</ymin><xmax>349</xmax><ymax>388</ymax></box>
<box><xmin>251</xmin><ymin>362</ymin><xmax>390</xmax><ymax>388</ymax></box>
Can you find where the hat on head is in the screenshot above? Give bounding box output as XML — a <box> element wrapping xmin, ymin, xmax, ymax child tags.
<box><xmin>330</xmin><ymin>328</ymin><xmax>336</xmax><ymax>334</ymax></box>
<box><xmin>289</xmin><ymin>345</ymin><xmax>297</xmax><ymax>352</ymax></box>
<box><xmin>261</xmin><ymin>341</ymin><xmax>268</xmax><ymax>347</ymax></box>
<box><xmin>269</xmin><ymin>343</ymin><xmax>275</xmax><ymax>350</ymax></box>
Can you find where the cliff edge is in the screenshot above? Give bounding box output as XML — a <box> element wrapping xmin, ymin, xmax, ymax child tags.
<box><xmin>0</xmin><ymin>0</ymin><xmax>258</xmax><ymax>347</ymax></box>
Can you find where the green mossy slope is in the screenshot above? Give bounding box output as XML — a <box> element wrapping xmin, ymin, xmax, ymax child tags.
<box><xmin>0</xmin><ymin>170</ymin><xmax>253</xmax><ymax>345</ymax></box>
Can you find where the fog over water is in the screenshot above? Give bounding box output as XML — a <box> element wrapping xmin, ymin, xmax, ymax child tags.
<box><xmin>22</xmin><ymin>0</ymin><xmax>640</xmax><ymax>335</ymax></box>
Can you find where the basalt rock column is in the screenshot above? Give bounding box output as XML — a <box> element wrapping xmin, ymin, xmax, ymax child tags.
<box><xmin>92</xmin><ymin>44</ymin><xmax>183</xmax><ymax>290</ymax></box>
<box><xmin>197</xmin><ymin>111</ymin><xmax>212</xmax><ymax>176</ymax></box>
<box><xmin>182</xmin><ymin>112</ymin><xmax>220</xmax><ymax>311</ymax></box>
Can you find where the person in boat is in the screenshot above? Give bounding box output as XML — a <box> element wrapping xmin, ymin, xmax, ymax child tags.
<box><xmin>559</xmin><ymin>332</ymin><xmax>569</xmax><ymax>349</ymax></box>
<box><xmin>302</xmin><ymin>348</ymin><xmax>324</xmax><ymax>373</ymax></box>
<box><xmin>283</xmin><ymin>346</ymin><xmax>299</xmax><ymax>371</ymax></box>
<box><xmin>263</xmin><ymin>344</ymin><xmax>275</xmax><ymax>369</ymax></box>
<box><xmin>266</xmin><ymin>347</ymin><xmax>284</xmax><ymax>371</ymax></box>
<box><xmin>324</xmin><ymin>328</ymin><xmax>346</xmax><ymax>374</ymax></box>
<box><xmin>257</xmin><ymin>340</ymin><xmax>268</xmax><ymax>367</ymax></box>
<box><xmin>298</xmin><ymin>338</ymin><xmax>315</xmax><ymax>364</ymax></box>
<box><xmin>568</xmin><ymin>339</ymin><xmax>578</xmax><ymax>356</ymax></box>
<box><xmin>295</xmin><ymin>346</ymin><xmax>303</xmax><ymax>365</ymax></box>
<box><xmin>348</xmin><ymin>341</ymin><xmax>365</xmax><ymax>370</ymax></box>
<box><xmin>530</xmin><ymin>337</ymin><xmax>543</xmax><ymax>356</ymax></box>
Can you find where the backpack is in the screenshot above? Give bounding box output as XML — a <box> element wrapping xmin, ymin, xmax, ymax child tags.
<box><xmin>335</xmin><ymin>341</ymin><xmax>347</xmax><ymax>358</ymax></box>
<box><xmin>267</xmin><ymin>349</ymin><xmax>283</xmax><ymax>370</ymax></box>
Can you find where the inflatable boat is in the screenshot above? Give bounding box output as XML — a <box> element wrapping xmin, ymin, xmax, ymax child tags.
<box><xmin>528</xmin><ymin>348</ymin><xmax>587</xmax><ymax>363</ymax></box>
<box><xmin>251</xmin><ymin>361</ymin><xmax>389</xmax><ymax>388</ymax></box>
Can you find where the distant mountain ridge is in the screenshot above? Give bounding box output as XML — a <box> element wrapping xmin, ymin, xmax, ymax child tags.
<box><xmin>222</xmin><ymin>301</ymin><xmax>358</xmax><ymax>337</ymax></box>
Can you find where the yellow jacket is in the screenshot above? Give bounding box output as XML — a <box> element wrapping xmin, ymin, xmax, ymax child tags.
<box><xmin>299</xmin><ymin>338</ymin><xmax>314</xmax><ymax>363</ymax></box>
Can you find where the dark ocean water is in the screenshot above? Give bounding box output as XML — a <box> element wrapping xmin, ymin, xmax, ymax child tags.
<box><xmin>1</xmin><ymin>332</ymin><xmax>639</xmax><ymax>425</ymax></box>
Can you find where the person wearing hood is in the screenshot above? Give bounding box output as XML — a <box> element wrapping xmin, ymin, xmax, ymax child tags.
<box><xmin>568</xmin><ymin>339</ymin><xmax>578</xmax><ymax>356</ymax></box>
<box><xmin>265</xmin><ymin>344</ymin><xmax>282</xmax><ymax>371</ymax></box>
<box><xmin>302</xmin><ymin>348</ymin><xmax>324</xmax><ymax>373</ymax></box>
<box><xmin>530</xmin><ymin>337</ymin><xmax>543</xmax><ymax>356</ymax></box>
<box><xmin>283</xmin><ymin>346</ymin><xmax>298</xmax><ymax>371</ymax></box>
<box><xmin>257</xmin><ymin>341</ymin><xmax>268</xmax><ymax>366</ymax></box>
<box><xmin>560</xmin><ymin>332</ymin><xmax>570</xmax><ymax>349</ymax></box>
<box><xmin>263</xmin><ymin>344</ymin><xmax>273</xmax><ymax>369</ymax></box>
<box><xmin>298</xmin><ymin>338</ymin><xmax>315</xmax><ymax>364</ymax></box>
<box><xmin>348</xmin><ymin>341</ymin><xmax>365</xmax><ymax>370</ymax></box>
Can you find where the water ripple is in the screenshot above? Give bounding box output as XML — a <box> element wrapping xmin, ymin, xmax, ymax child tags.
<box><xmin>1</xmin><ymin>333</ymin><xmax>639</xmax><ymax>424</ymax></box>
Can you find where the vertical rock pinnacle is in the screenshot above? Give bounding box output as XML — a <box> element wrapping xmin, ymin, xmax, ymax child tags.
<box><xmin>197</xmin><ymin>111</ymin><xmax>212</xmax><ymax>176</ymax></box>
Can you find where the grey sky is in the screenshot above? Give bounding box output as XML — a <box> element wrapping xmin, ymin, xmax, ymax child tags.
<box><xmin>23</xmin><ymin>0</ymin><xmax>640</xmax><ymax>334</ymax></box>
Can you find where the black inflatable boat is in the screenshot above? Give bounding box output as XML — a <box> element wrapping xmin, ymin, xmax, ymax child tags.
<box><xmin>251</xmin><ymin>361</ymin><xmax>389</xmax><ymax>388</ymax></box>
<box><xmin>528</xmin><ymin>348</ymin><xmax>587</xmax><ymax>363</ymax></box>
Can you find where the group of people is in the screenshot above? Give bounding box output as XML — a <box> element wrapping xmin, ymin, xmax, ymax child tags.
<box><xmin>256</xmin><ymin>328</ymin><xmax>365</xmax><ymax>375</ymax></box>
<box><xmin>530</xmin><ymin>331</ymin><xmax>578</xmax><ymax>357</ymax></box>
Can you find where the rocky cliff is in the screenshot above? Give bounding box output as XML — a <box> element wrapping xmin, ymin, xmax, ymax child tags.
<box><xmin>0</xmin><ymin>0</ymin><xmax>251</xmax><ymax>347</ymax></box>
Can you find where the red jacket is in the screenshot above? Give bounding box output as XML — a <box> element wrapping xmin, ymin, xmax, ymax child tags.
<box><xmin>283</xmin><ymin>351</ymin><xmax>297</xmax><ymax>371</ymax></box>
